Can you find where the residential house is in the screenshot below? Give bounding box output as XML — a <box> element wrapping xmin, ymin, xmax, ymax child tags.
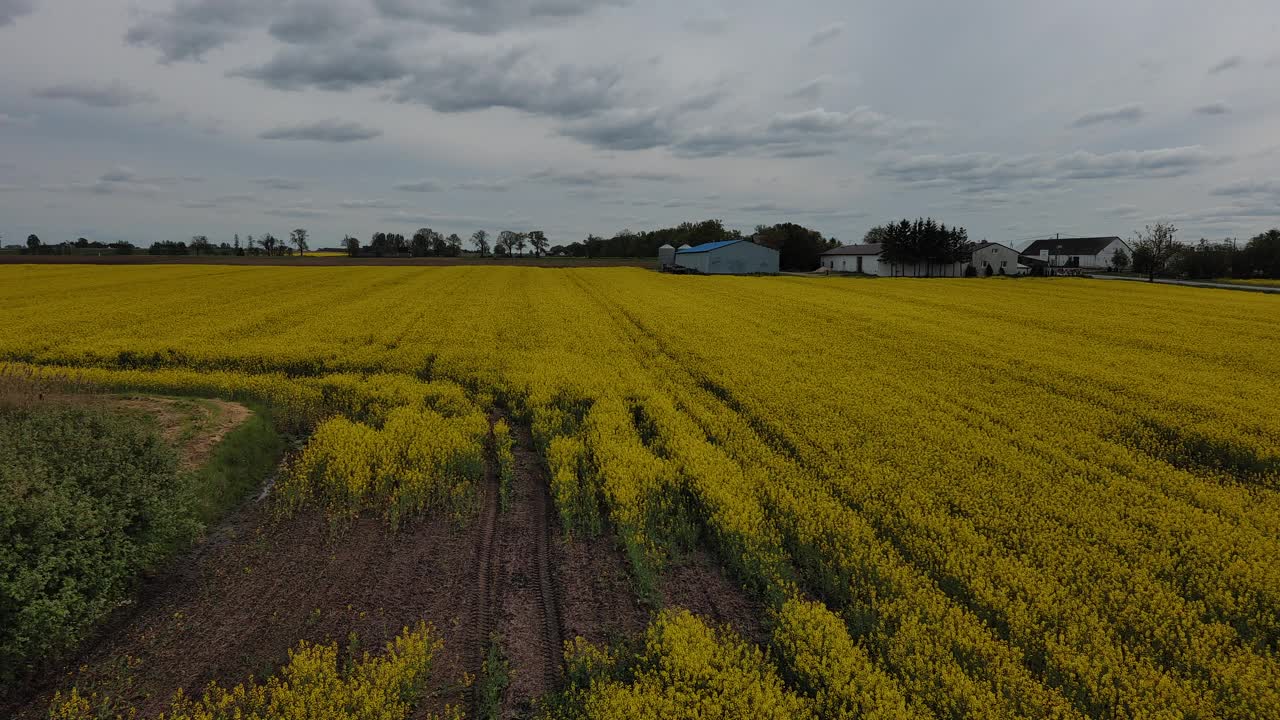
<box><xmin>969</xmin><ymin>241</ymin><xmax>1022</xmax><ymax>275</ymax></box>
<box><xmin>1019</xmin><ymin>236</ymin><xmax>1130</xmax><ymax>271</ymax></box>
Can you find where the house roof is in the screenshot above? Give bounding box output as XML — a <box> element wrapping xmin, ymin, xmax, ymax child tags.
<box><xmin>972</xmin><ymin>241</ymin><xmax>1017</xmax><ymax>253</ymax></box>
<box><xmin>1018</xmin><ymin>254</ymin><xmax>1049</xmax><ymax>267</ymax></box>
<box><xmin>821</xmin><ymin>243</ymin><xmax>883</xmax><ymax>256</ymax></box>
<box><xmin>676</xmin><ymin>239</ymin><xmax>742</xmax><ymax>254</ymax></box>
<box><xmin>1021</xmin><ymin>236</ymin><xmax>1125</xmax><ymax>256</ymax></box>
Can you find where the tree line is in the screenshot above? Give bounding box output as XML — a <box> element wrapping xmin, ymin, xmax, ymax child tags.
<box><xmin>1129</xmin><ymin>224</ymin><xmax>1280</xmax><ymax>281</ymax></box>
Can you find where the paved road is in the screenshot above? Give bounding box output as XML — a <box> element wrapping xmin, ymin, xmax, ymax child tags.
<box><xmin>1089</xmin><ymin>275</ymin><xmax>1280</xmax><ymax>295</ymax></box>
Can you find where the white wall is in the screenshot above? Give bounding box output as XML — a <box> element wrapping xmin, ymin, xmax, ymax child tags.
<box><xmin>823</xmin><ymin>254</ymin><xmax>881</xmax><ymax>274</ymax></box>
<box><xmin>883</xmin><ymin>260</ymin><xmax>968</xmax><ymax>277</ymax></box>
<box><xmin>970</xmin><ymin>244</ymin><xmax>1020</xmax><ymax>275</ymax></box>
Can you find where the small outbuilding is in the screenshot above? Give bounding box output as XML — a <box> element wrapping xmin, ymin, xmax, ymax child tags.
<box><xmin>674</xmin><ymin>240</ymin><xmax>779</xmax><ymax>274</ymax></box>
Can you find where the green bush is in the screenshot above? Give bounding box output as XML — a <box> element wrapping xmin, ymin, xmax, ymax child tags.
<box><xmin>0</xmin><ymin>405</ymin><xmax>195</xmax><ymax>683</ymax></box>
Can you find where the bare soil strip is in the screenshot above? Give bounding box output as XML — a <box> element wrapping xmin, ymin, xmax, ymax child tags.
<box><xmin>492</xmin><ymin>423</ymin><xmax>566</xmax><ymax>718</ymax></box>
<box><xmin>469</xmin><ymin>419</ymin><xmax>504</xmax><ymax>716</ymax></box>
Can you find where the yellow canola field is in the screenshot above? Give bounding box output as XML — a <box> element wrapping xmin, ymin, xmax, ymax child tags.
<box><xmin>4</xmin><ymin>264</ymin><xmax>1280</xmax><ymax>719</ymax></box>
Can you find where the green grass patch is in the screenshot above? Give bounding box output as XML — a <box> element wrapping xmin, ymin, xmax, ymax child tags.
<box><xmin>188</xmin><ymin>404</ymin><xmax>285</xmax><ymax>526</ymax></box>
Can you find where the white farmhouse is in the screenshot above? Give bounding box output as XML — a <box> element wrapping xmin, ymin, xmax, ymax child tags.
<box><xmin>674</xmin><ymin>240</ymin><xmax>779</xmax><ymax>274</ymax></box>
<box><xmin>968</xmin><ymin>241</ymin><xmax>1022</xmax><ymax>275</ymax></box>
<box><xmin>1019</xmin><ymin>236</ymin><xmax>1130</xmax><ymax>271</ymax></box>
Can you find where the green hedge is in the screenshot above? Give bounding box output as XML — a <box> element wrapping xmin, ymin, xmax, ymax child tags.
<box><xmin>0</xmin><ymin>405</ymin><xmax>195</xmax><ymax>683</ymax></box>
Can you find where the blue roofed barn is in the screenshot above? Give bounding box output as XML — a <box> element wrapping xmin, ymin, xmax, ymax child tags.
<box><xmin>673</xmin><ymin>240</ymin><xmax>780</xmax><ymax>274</ymax></box>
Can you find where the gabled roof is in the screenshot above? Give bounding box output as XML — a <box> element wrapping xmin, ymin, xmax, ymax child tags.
<box><xmin>972</xmin><ymin>241</ymin><xmax>1017</xmax><ymax>253</ymax></box>
<box><xmin>1021</xmin><ymin>236</ymin><xmax>1126</xmax><ymax>256</ymax></box>
<box><xmin>676</xmin><ymin>240</ymin><xmax>742</xmax><ymax>254</ymax></box>
<box><xmin>821</xmin><ymin>243</ymin><xmax>883</xmax><ymax>256</ymax></box>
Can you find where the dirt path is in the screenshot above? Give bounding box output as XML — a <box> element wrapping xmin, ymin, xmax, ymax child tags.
<box><xmin>490</xmin><ymin>421</ymin><xmax>566</xmax><ymax>718</ymax></box>
<box><xmin>5</xmin><ymin>502</ymin><xmax>481</xmax><ymax>719</ymax></box>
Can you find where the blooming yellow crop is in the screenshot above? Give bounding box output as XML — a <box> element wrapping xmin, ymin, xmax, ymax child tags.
<box><xmin>6</xmin><ymin>264</ymin><xmax>1280</xmax><ymax>718</ymax></box>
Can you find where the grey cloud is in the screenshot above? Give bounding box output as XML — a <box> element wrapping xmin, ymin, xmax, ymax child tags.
<box><xmin>876</xmin><ymin>146</ymin><xmax>1221</xmax><ymax>190</ymax></box>
<box><xmin>373</xmin><ymin>0</ymin><xmax>627</xmax><ymax>34</ymax></box>
<box><xmin>100</xmin><ymin>166</ymin><xmax>139</xmax><ymax>183</ymax></box>
<box><xmin>395</xmin><ymin>179</ymin><xmax>444</xmax><ymax>192</ymax></box>
<box><xmin>1193</xmin><ymin>102</ymin><xmax>1231</xmax><ymax>115</ymax></box>
<box><xmin>1102</xmin><ymin>204</ymin><xmax>1143</xmax><ymax>217</ymax></box>
<box><xmin>0</xmin><ymin>0</ymin><xmax>34</xmax><ymax>27</ymax></box>
<box><xmin>268</xmin><ymin>1</ymin><xmax>365</xmax><ymax>43</ymax></box>
<box><xmin>33</xmin><ymin>81</ymin><xmax>155</xmax><ymax>108</ymax></box>
<box><xmin>675</xmin><ymin>107</ymin><xmax>935</xmax><ymax>158</ymax></box>
<box><xmin>380</xmin><ymin>209</ymin><xmax>531</xmax><ymax>227</ymax></box>
<box><xmin>233</xmin><ymin>45</ymin><xmax>408</xmax><ymax>91</ymax></box>
<box><xmin>684</xmin><ymin>13</ymin><xmax>730</xmax><ymax>34</ymax></box>
<box><xmin>1211</xmin><ymin>179</ymin><xmax>1280</xmax><ymax>197</ymax></box>
<box><xmin>1208</xmin><ymin>56</ymin><xmax>1244</xmax><ymax>74</ymax></box>
<box><xmin>808</xmin><ymin>22</ymin><xmax>844</xmax><ymax>47</ymax></box>
<box><xmin>125</xmin><ymin>0</ymin><xmax>272</xmax><ymax>63</ymax></box>
<box><xmin>394</xmin><ymin>48</ymin><xmax>620</xmax><ymax>119</ymax></box>
<box><xmin>785</xmin><ymin>76</ymin><xmax>831</xmax><ymax>103</ymax></box>
<box><xmin>181</xmin><ymin>200</ymin><xmax>218</xmax><ymax>209</ymax></box>
<box><xmin>456</xmin><ymin>179</ymin><xmax>513</xmax><ymax>192</ymax></box>
<box><xmin>558</xmin><ymin>107</ymin><xmax>677</xmax><ymax>150</ymax></box>
<box><xmin>259</xmin><ymin>119</ymin><xmax>382</xmax><ymax>142</ymax></box>
<box><xmin>1070</xmin><ymin>104</ymin><xmax>1145</xmax><ymax>128</ymax></box>
<box><xmin>528</xmin><ymin>168</ymin><xmax>681</xmax><ymax>186</ymax></box>
<box><xmin>253</xmin><ymin>177</ymin><xmax>305</xmax><ymax>190</ymax></box>
<box><xmin>337</xmin><ymin>198</ymin><xmax>402</xmax><ymax>209</ymax></box>
<box><xmin>265</xmin><ymin>205</ymin><xmax>332</xmax><ymax>218</ymax></box>
<box><xmin>1055</xmin><ymin>147</ymin><xmax>1219</xmax><ymax>179</ymax></box>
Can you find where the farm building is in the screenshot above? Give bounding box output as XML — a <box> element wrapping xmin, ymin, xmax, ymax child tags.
<box><xmin>969</xmin><ymin>241</ymin><xmax>1022</xmax><ymax>275</ymax></box>
<box><xmin>1020</xmin><ymin>236</ymin><xmax>1130</xmax><ymax>270</ymax></box>
<box><xmin>819</xmin><ymin>243</ymin><xmax>968</xmax><ymax>277</ymax></box>
<box><xmin>672</xmin><ymin>240</ymin><xmax>779</xmax><ymax>274</ymax></box>
<box><xmin>820</xmin><ymin>243</ymin><xmax>883</xmax><ymax>274</ymax></box>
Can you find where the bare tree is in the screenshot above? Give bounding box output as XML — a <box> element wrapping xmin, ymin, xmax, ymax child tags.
<box><xmin>290</xmin><ymin>228</ymin><xmax>309</xmax><ymax>256</ymax></box>
<box><xmin>471</xmin><ymin>230</ymin><xmax>490</xmax><ymax>256</ymax></box>
<box><xmin>190</xmin><ymin>235</ymin><xmax>211</xmax><ymax>255</ymax></box>
<box><xmin>261</xmin><ymin>233</ymin><xmax>279</xmax><ymax>256</ymax></box>
<box><xmin>343</xmin><ymin>235</ymin><xmax>360</xmax><ymax>257</ymax></box>
<box><xmin>514</xmin><ymin>232</ymin><xmax>528</xmax><ymax>257</ymax></box>
<box><xmin>1131</xmin><ymin>222</ymin><xmax>1181</xmax><ymax>282</ymax></box>
<box><xmin>446</xmin><ymin>233</ymin><xmax>463</xmax><ymax>256</ymax></box>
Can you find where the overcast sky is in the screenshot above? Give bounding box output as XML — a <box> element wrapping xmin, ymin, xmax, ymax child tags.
<box><xmin>2</xmin><ymin>0</ymin><xmax>1278</xmax><ymax>249</ymax></box>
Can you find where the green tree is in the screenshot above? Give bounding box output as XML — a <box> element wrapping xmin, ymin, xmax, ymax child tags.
<box><xmin>1245</xmin><ymin>229</ymin><xmax>1280</xmax><ymax>278</ymax></box>
<box><xmin>527</xmin><ymin>230</ymin><xmax>549</xmax><ymax>257</ymax></box>
<box><xmin>1130</xmin><ymin>222</ymin><xmax>1181</xmax><ymax>282</ymax></box>
<box><xmin>290</xmin><ymin>228</ymin><xmax>309</xmax><ymax>256</ymax></box>
<box><xmin>1110</xmin><ymin>247</ymin><xmax>1129</xmax><ymax>272</ymax></box>
<box><xmin>411</xmin><ymin>228</ymin><xmax>433</xmax><ymax>257</ymax></box>
<box><xmin>752</xmin><ymin>223</ymin><xmax>837</xmax><ymax>271</ymax></box>
<box><xmin>343</xmin><ymin>235</ymin><xmax>360</xmax><ymax>258</ymax></box>
<box><xmin>446</xmin><ymin>233</ymin><xmax>463</xmax><ymax>257</ymax></box>
<box><xmin>26</xmin><ymin>234</ymin><xmax>39</xmax><ymax>250</ymax></box>
<box><xmin>871</xmin><ymin>218</ymin><xmax>970</xmax><ymax>276</ymax></box>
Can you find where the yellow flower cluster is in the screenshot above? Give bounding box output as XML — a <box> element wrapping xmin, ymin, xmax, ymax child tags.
<box><xmin>564</xmin><ymin>610</ymin><xmax>812</xmax><ymax>720</ymax></box>
<box><xmin>49</xmin><ymin>623</ymin><xmax>444</xmax><ymax>720</ymax></box>
<box><xmin>282</xmin><ymin>407</ymin><xmax>488</xmax><ymax>527</ymax></box>
<box><xmin>7</xmin><ymin>265</ymin><xmax>1280</xmax><ymax>718</ymax></box>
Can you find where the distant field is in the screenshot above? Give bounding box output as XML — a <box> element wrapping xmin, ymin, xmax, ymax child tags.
<box><xmin>0</xmin><ymin>253</ymin><xmax>652</xmax><ymax>267</ymax></box>
<box><xmin>3</xmin><ymin>266</ymin><xmax>1279</xmax><ymax>718</ymax></box>
<box><xmin>1216</xmin><ymin>277</ymin><xmax>1280</xmax><ymax>288</ymax></box>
